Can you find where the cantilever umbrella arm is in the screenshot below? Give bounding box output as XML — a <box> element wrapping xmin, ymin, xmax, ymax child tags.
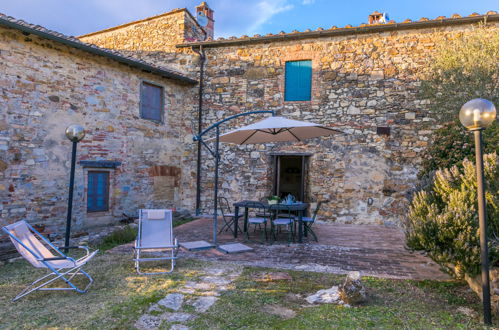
<box><xmin>193</xmin><ymin>110</ymin><xmax>275</xmax><ymax>245</ymax></box>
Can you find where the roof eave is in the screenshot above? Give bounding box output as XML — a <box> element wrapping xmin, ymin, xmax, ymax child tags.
<box><xmin>0</xmin><ymin>17</ymin><xmax>197</xmax><ymax>85</ymax></box>
<box><xmin>177</xmin><ymin>14</ymin><xmax>499</xmax><ymax>48</ymax></box>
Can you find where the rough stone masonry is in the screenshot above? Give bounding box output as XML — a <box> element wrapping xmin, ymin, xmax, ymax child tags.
<box><xmin>82</xmin><ymin>7</ymin><xmax>499</xmax><ymax>225</ymax></box>
<box><xmin>1</xmin><ymin>4</ymin><xmax>498</xmax><ymax>245</ymax></box>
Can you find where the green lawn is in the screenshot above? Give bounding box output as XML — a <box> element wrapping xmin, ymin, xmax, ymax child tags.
<box><xmin>0</xmin><ymin>252</ymin><xmax>493</xmax><ymax>329</ymax></box>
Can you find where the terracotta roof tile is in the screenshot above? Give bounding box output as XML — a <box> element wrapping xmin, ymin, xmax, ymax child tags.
<box><xmin>178</xmin><ymin>11</ymin><xmax>499</xmax><ymax>48</ymax></box>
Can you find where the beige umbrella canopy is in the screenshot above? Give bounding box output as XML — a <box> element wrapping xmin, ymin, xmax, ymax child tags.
<box><xmin>211</xmin><ymin>116</ymin><xmax>343</xmax><ymax>144</ymax></box>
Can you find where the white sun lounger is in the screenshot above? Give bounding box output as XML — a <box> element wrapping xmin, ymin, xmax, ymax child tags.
<box><xmin>134</xmin><ymin>209</ymin><xmax>178</xmax><ymax>274</ymax></box>
<box><xmin>1</xmin><ymin>220</ymin><xmax>98</xmax><ymax>301</ymax></box>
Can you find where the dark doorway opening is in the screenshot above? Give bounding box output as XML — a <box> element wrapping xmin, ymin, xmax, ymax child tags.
<box><xmin>273</xmin><ymin>155</ymin><xmax>308</xmax><ymax>202</ymax></box>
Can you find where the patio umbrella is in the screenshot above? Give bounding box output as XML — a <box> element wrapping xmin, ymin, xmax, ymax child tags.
<box><xmin>195</xmin><ymin>111</ymin><xmax>344</xmax><ymax>248</ymax></box>
<box><xmin>211</xmin><ymin>116</ymin><xmax>343</xmax><ymax>144</ymax></box>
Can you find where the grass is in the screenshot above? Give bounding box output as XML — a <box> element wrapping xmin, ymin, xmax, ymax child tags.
<box><xmin>0</xmin><ymin>253</ymin><xmax>494</xmax><ymax>329</ymax></box>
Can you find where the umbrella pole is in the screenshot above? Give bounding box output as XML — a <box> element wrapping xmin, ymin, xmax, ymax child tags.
<box><xmin>193</xmin><ymin>110</ymin><xmax>275</xmax><ymax>247</ymax></box>
<box><xmin>213</xmin><ymin>126</ymin><xmax>220</xmax><ymax>245</ymax></box>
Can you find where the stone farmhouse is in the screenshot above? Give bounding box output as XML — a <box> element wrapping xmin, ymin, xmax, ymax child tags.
<box><xmin>0</xmin><ymin>2</ymin><xmax>498</xmax><ymax>242</ymax></box>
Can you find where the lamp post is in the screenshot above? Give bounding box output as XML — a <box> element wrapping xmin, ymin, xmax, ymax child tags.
<box><xmin>459</xmin><ymin>98</ymin><xmax>497</xmax><ymax>325</ymax></box>
<box><xmin>64</xmin><ymin>124</ymin><xmax>85</xmax><ymax>251</ymax></box>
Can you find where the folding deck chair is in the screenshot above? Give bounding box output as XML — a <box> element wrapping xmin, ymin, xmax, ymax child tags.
<box><xmin>1</xmin><ymin>220</ymin><xmax>98</xmax><ymax>302</ymax></box>
<box><xmin>134</xmin><ymin>209</ymin><xmax>179</xmax><ymax>275</ymax></box>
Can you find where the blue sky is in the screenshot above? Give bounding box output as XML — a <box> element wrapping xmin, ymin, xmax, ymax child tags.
<box><xmin>0</xmin><ymin>0</ymin><xmax>496</xmax><ymax>38</ymax></box>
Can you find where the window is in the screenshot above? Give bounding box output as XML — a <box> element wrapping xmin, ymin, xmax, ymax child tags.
<box><xmin>87</xmin><ymin>171</ymin><xmax>109</xmax><ymax>212</ymax></box>
<box><xmin>284</xmin><ymin>60</ymin><xmax>312</xmax><ymax>101</ymax></box>
<box><xmin>140</xmin><ymin>81</ymin><xmax>164</xmax><ymax>121</ymax></box>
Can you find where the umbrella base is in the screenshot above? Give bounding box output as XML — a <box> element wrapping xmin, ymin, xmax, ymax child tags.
<box><xmin>180</xmin><ymin>240</ymin><xmax>214</xmax><ymax>251</ymax></box>
<box><xmin>217</xmin><ymin>243</ymin><xmax>253</xmax><ymax>254</ymax></box>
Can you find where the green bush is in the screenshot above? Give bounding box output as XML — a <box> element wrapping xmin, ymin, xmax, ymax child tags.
<box><xmin>406</xmin><ymin>153</ymin><xmax>498</xmax><ymax>277</ymax></box>
<box><xmin>419</xmin><ymin>121</ymin><xmax>499</xmax><ymax>178</ymax></box>
<box><xmin>98</xmin><ymin>225</ymin><xmax>138</xmax><ymax>251</ymax></box>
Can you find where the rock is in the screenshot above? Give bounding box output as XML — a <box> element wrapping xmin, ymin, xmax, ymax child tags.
<box><xmin>339</xmin><ymin>271</ymin><xmax>367</xmax><ymax>305</ymax></box>
<box><xmin>184</xmin><ymin>281</ymin><xmax>212</xmax><ymax>291</ymax></box>
<box><xmin>170</xmin><ymin>325</ymin><xmax>190</xmax><ymax>330</ymax></box>
<box><xmin>405</xmin><ymin>112</ymin><xmax>416</xmax><ymax>120</ymax></box>
<box><xmin>162</xmin><ymin>312</ymin><xmax>196</xmax><ymax>322</ymax></box>
<box><xmin>148</xmin><ymin>304</ymin><xmax>162</xmax><ymax>312</ymax></box>
<box><xmin>263</xmin><ymin>305</ymin><xmax>296</xmax><ymax>319</ymax></box>
<box><xmin>135</xmin><ymin>314</ymin><xmax>162</xmax><ymax>330</ymax></box>
<box><xmin>456</xmin><ymin>306</ymin><xmax>478</xmax><ymax>318</ymax></box>
<box><xmin>157</xmin><ymin>293</ymin><xmax>184</xmax><ymax>311</ymax></box>
<box><xmin>0</xmin><ymin>160</ymin><xmax>8</xmax><ymax>172</ymax></box>
<box><xmin>255</xmin><ymin>272</ymin><xmax>292</xmax><ymax>282</ymax></box>
<box><xmin>201</xmin><ymin>276</ymin><xmax>231</xmax><ymax>286</ymax></box>
<box><xmin>191</xmin><ymin>296</ymin><xmax>218</xmax><ymax>313</ymax></box>
<box><xmin>306</xmin><ymin>286</ymin><xmax>342</xmax><ymax>304</ymax></box>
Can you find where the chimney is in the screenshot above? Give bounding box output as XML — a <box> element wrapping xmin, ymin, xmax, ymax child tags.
<box><xmin>196</xmin><ymin>2</ymin><xmax>215</xmax><ymax>39</ymax></box>
<box><xmin>368</xmin><ymin>11</ymin><xmax>386</xmax><ymax>24</ymax></box>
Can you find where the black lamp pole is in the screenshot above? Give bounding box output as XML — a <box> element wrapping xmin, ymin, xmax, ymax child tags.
<box><xmin>64</xmin><ymin>140</ymin><xmax>78</xmax><ymax>252</ymax></box>
<box><xmin>459</xmin><ymin>98</ymin><xmax>496</xmax><ymax>325</ymax></box>
<box><xmin>473</xmin><ymin>128</ymin><xmax>491</xmax><ymax>325</ymax></box>
<box><xmin>64</xmin><ymin>124</ymin><xmax>85</xmax><ymax>252</ymax></box>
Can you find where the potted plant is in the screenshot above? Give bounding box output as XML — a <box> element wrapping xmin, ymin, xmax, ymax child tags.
<box><xmin>267</xmin><ymin>195</ymin><xmax>280</xmax><ymax>205</ymax></box>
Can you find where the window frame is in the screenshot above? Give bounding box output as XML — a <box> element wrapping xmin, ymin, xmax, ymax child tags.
<box><xmin>139</xmin><ymin>80</ymin><xmax>165</xmax><ymax>123</ymax></box>
<box><xmin>284</xmin><ymin>60</ymin><xmax>313</xmax><ymax>102</ymax></box>
<box><xmin>86</xmin><ymin>170</ymin><xmax>110</xmax><ymax>213</ymax></box>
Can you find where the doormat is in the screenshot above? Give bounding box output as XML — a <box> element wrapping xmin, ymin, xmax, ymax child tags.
<box><xmin>218</xmin><ymin>243</ymin><xmax>253</xmax><ymax>254</ymax></box>
<box><xmin>180</xmin><ymin>241</ymin><xmax>214</xmax><ymax>251</ymax></box>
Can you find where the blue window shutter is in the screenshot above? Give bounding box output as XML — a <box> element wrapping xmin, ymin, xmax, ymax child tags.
<box><xmin>285</xmin><ymin>60</ymin><xmax>312</xmax><ymax>101</ymax></box>
<box><xmin>87</xmin><ymin>171</ymin><xmax>109</xmax><ymax>212</ymax></box>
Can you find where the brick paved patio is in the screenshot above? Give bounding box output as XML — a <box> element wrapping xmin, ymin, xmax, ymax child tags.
<box><xmin>114</xmin><ymin>218</ymin><xmax>450</xmax><ymax>280</ymax></box>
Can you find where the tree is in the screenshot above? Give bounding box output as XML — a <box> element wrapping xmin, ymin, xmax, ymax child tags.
<box><xmin>418</xmin><ymin>25</ymin><xmax>499</xmax><ymax>177</ymax></box>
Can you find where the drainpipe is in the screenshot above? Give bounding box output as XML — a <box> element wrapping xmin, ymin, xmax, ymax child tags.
<box><xmin>192</xmin><ymin>45</ymin><xmax>205</xmax><ymax>216</ymax></box>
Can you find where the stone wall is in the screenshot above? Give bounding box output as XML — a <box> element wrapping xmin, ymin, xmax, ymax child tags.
<box><xmin>80</xmin><ymin>9</ymin><xmax>499</xmax><ymax>226</ymax></box>
<box><xmin>79</xmin><ymin>9</ymin><xmax>204</xmax><ymax>74</ymax></box>
<box><xmin>0</xmin><ymin>25</ymin><xmax>198</xmax><ymax>237</ymax></box>
<box><xmin>196</xmin><ymin>22</ymin><xmax>499</xmax><ymax>225</ymax></box>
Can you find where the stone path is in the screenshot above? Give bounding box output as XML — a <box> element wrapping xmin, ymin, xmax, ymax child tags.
<box><xmin>134</xmin><ymin>264</ymin><xmax>242</xmax><ymax>330</ymax></box>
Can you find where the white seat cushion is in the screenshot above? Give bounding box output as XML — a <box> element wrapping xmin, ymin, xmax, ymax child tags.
<box><xmin>248</xmin><ymin>217</ymin><xmax>266</xmax><ymax>224</ymax></box>
<box><xmin>273</xmin><ymin>218</ymin><xmax>293</xmax><ymax>225</ymax></box>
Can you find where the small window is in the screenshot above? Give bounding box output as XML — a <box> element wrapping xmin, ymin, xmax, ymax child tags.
<box><xmin>140</xmin><ymin>82</ymin><xmax>164</xmax><ymax>122</ymax></box>
<box><xmin>87</xmin><ymin>171</ymin><xmax>109</xmax><ymax>212</ymax></box>
<box><xmin>285</xmin><ymin>60</ymin><xmax>312</xmax><ymax>101</ymax></box>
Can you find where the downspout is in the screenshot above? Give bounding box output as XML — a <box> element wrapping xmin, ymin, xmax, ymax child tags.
<box><xmin>192</xmin><ymin>45</ymin><xmax>205</xmax><ymax>216</ymax></box>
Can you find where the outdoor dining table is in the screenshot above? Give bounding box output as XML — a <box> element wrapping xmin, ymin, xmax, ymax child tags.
<box><xmin>232</xmin><ymin>200</ymin><xmax>309</xmax><ymax>243</ymax></box>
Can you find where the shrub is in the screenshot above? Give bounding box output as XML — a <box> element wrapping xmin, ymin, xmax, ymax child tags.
<box><xmin>406</xmin><ymin>153</ymin><xmax>498</xmax><ymax>277</ymax></box>
<box><xmin>418</xmin><ymin>120</ymin><xmax>498</xmax><ymax>178</ymax></box>
<box><xmin>98</xmin><ymin>225</ymin><xmax>138</xmax><ymax>251</ymax></box>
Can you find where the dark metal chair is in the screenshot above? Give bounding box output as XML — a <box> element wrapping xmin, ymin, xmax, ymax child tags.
<box><xmin>245</xmin><ymin>201</ymin><xmax>270</xmax><ymax>243</ymax></box>
<box><xmin>218</xmin><ymin>197</ymin><xmax>243</xmax><ymax>235</ymax></box>
<box><xmin>270</xmin><ymin>204</ymin><xmax>295</xmax><ymax>246</ymax></box>
<box><xmin>300</xmin><ymin>200</ymin><xmax>329</xmax><ymax>242</ymax></box>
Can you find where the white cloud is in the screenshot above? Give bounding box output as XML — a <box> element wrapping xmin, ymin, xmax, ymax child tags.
<box><xmin>0</xmin><ymin>0</ymin><xmax>297</xmax><ymax>38</ymax></box>
<box><xmin>247</xmin><ymin>1</ymin><xmax>294</xmax><ymax>34</ymax></box>
<box><xmin>302</xmin><ymin>0</ymin><xmax>315</xmax><ymax>4</ymax></box>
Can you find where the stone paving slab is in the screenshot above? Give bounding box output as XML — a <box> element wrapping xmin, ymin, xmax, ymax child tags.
<box><xmin>112</xmin><ymin>218</ymin><xmax>449</xmax><ymax>281</ymax></box>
